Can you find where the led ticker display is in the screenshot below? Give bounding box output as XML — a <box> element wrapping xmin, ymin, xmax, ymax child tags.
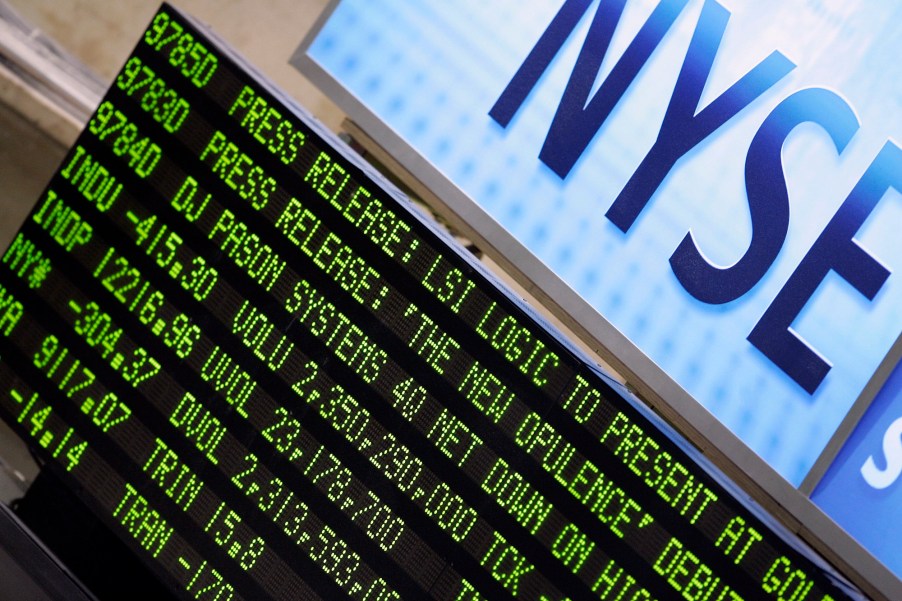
<box><xmin>0</xmin><ymin>5</ymin><xmax>859</xmax><ymax>600</ymax></box>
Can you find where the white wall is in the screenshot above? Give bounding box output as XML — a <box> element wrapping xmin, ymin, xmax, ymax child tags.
<box><xmin>6</xmin><ymin>0</ymin><xmax>345</xmax><ymax>130</ymax></box>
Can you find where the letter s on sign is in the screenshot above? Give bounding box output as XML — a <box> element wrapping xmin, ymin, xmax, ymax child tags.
<box><xmin>861</xmin><ymin>416</ymin><xmax>902</xmax><ymax>490</ymax></box>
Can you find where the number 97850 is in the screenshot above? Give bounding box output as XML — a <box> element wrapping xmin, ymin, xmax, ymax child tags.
<box><xmin>144</xmin><ymin>11</ymin><xmax>218</xmax><ymax>88</ymax></box>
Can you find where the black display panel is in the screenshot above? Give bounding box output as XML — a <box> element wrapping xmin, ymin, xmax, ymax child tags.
<box><xmin>0</xmin><ymin>5</ymin><xmax>861</xmax><ymax>600</ymax></box>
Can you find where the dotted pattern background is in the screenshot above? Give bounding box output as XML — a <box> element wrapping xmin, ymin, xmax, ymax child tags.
<box><xmin>307</xmin><ymin>0</ymin><xmax>902</xmax><ymax>486</ymax></box>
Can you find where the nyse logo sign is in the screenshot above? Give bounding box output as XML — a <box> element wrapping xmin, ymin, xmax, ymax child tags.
<box><xmin>492</xmin><ymin>0</ymin><xmax>901</xmax><ymax>395</ymax></box>
<box><xmin>860</xmin><ymin>416</ymin><xmax>902</xmax><ymax>490</ymax></box>
<box><xmin>813</xmin><ymin>358</ymin><xmax>902</xmax><ymax>578</ymax></box>
<box><xmin>304</xmin><ymin>0</ymin><xmax>902</xmax><ymax>481</ymax></box>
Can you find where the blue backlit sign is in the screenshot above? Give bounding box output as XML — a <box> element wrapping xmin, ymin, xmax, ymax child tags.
<box><xmin>298</xmin><ymin>0</ymin><xmax>902</xmax><ymax>485</ymax></box>
<box><xmin>812</xmin><ymin>357</ymin><xmax>902</xmax><ymax>581</ymax></box>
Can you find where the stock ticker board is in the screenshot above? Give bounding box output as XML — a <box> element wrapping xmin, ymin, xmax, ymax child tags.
<box><xmin>0</xmin><ymin>5</ymin><xmax>858</xmax><ymax>601</ymax></box>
